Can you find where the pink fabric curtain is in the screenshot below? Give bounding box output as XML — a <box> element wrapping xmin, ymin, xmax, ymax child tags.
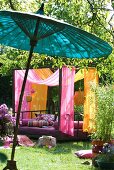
<box><xmin>14</xmin><ymin>71</ymin><xmax>32</xmax><ymax>119</ymax></box>
<box><xmin>59</xmin><ymin>66</ymin><xmax>75</xmax><ymax>136</ymax></box>
<box><xmin>16</xmin><ymin>69</ymin><xmax>59</xmax><ymax>86</ymax></box>
<box><xmin>14</xmin><ymin>69</ymin><xmax>59</xmax><ymax>118</ymax></box>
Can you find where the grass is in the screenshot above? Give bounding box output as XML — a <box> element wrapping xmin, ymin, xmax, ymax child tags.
<box><xmin>0</xmin><ymin>141</ymin><xmax>98</xmax><ymax>170</ymax></box>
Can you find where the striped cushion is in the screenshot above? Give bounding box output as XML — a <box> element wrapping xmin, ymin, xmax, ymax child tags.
<box><xmin>28</xmin><ymin>120</ymin><xmax>49</xmax><ymax>127</ymax></box>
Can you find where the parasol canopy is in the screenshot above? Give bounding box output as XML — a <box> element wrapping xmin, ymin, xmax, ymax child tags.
<box><xmin>0</xmin><ymin>10</ymin><xmax>112</xmax><ymax>59</ymax></box>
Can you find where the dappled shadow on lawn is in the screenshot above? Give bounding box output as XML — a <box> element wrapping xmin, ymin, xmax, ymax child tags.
<box><xmin>0</xmin><ymin>153</ymin><xmax>8</xmax><ymax>163</ymax></box>
<box><xmin>33</xmin><ymin>141</ymin><xmax>91</xmax><ymax>155</ymax></box>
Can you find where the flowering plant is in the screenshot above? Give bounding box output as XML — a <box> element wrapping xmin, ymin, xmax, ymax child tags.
<box><xmin>0</xmin><ymin>104</ymin><xmax>15</xmax><ymax>138</ymax></box>
<box><xmin>93</xmin><ymin>142</ymin><xmax>114</xmax><ymax>169</ymax></box>
<box><xmin>95</xmin><ymin>143</ymin><xmax>114</xmax><ymax>163</ymax></box>
<box><xmin>99</xmin><ymin>143</ymin><xmax>114</xmax><ymax>162</ymax></box>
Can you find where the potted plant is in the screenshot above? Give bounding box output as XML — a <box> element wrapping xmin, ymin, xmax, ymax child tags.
<box><xmin>93</xmin><ymin>143</ymin><xmax>114</xmax><ymax>169</ymax></box>
<box><xmin>90</xmin><ymin>84</ymin><xmax>114</xmax><ymax>156</ymax></box>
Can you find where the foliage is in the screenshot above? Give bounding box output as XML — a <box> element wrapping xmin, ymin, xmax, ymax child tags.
<box><xmin>74</xmin><ymin>105</ymin><xmax>84</xmax><ymax>121</ymax></box>
<box><xmin>0</xmin><ymin>0</ymin><xmax>39</xmax><ymax>12</ymax></box>
<box><xmin>0</xmin><ymin>76</ymin><xmax>12</xmax><ymax>107</ymax></box>
<box><xmin>90</xmin><ymin>84</ymin><xmax>114</xmax><ymax>141</ymax></box>
<box><xmin>0</xmin><ymin>104</ymin><xmax>15</xmax><ymax>137</ymax></box>
<box><xmin>74</xmin><ymin>105</ymin><xmax>84</xmax><ymax>113</ymax></box>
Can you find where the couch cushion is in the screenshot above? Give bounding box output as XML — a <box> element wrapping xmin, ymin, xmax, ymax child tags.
<box><xmin>53</xmin><ymin>121</ymin><xmax>83</xmax><ymax>130</ymax></box>
<box><xmin>21</xmin><ymin>114</ymin><xmax>55</xmax><ymax>127</ymax></box>
<box><xmin>21</xmin><ymin>119</ymin><xmax>35</xmax><ymax>126</ymax></box>
<box><xmin>36</xmin><ymin>114</ymin><xmax>55</xmax><ymax>125</ymax></box>
<box><xmin>28</xmin><ymin>120</ymin><xmax>49</xmax><ymax>128</ymax></box>
<box><xmin>36</xmin><ymin>114</ymin><xmax>55</xmax><ymax>120</ymax></box>
<box><xmin>74</xmin><ymin>121</ymin><xmax>83</xmax><ymax>129</ymax></box>
<box><xmin>75</xmin><ymin>150</ymin><xmax>93</xmax><ymax>159</ymax></box>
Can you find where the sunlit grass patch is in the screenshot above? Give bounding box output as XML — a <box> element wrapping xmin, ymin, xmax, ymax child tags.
<box><xmin>0</xmin><ymin>141</ymin><xmax>97</xmax><ymax>170</ymax></box>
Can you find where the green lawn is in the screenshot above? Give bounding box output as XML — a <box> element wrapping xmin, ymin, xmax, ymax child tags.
<box><xmin>0</xmin><ymin>141</ymin><xmax>98</xmax><ymax>170</ymax></box>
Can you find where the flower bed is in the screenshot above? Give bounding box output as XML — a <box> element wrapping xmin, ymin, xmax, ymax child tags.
<box><xmin>0</xmin><ymin>104</ymin><xmax>15</xmax><ymax>138</ymax></box>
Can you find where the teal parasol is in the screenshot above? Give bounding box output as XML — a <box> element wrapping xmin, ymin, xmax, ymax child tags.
<box><xmin>0</xmin><ymin>11</ymin><xmax>112</xmax><ymax>59</ymax></box>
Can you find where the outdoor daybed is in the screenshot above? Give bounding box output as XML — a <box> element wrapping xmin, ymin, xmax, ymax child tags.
<box><xmin>14</xmin><ymin>67</ymin><xmax>98</xmax><ymax>141</ymax></box>
<box><xmin>18</xmin><ymin>113</ymin><xmax>88</xmax><ymax>141</ymax></box>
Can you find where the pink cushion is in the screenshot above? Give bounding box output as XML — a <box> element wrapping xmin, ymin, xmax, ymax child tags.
<box><xmin>75</xmin><ymin>150</ymin><xmax>93</xmax><ymax>159</ymax></box>
<box><xmin>21</xmin><ymin>119</ymin><xmax>32</xmax><ymax>126</ymax></box>
<box><xmin>17</xmin><ymin>135</ymin><xmax>35</xmax><ymax>147</ymax></box>
<box><xmin>74</xmin><ymin>121</ymin><xmax>83</xmax><ymax>129</ymax></box>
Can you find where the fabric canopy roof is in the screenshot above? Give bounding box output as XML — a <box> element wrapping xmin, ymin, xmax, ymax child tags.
<box><xmin>15</xmin><ymin>68</ymin><xmax>84</xmax><ymax>87</ymax></box>
<box><xmin>16</xmin><ymin>68</ymin><xmax>59</xmax><ymax>86</ymax></box>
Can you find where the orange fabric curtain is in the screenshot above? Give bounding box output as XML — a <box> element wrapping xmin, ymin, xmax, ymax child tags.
<box><xmin>83</xmin><ymin>68</ymin><xmax>99</xmax><ymax>133</ymax></box>
<box><xmin>74</xmin><ymin>90</ymin><xmax>84</xmax><ymax>106</ymax></box>
<box><xmin>29</xmin><ymin>68</ymin><xmax>53</xmax><ymax>118</ymax></box>
<box><xmin>34</xmin><ymin>68</ymin><xmax>53</xmax><ymax>79</ymax></box>
<box><xmin>30</xmin><ymin>84</ymin><xmax>48</xmax><ymax>118</ymax></box>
